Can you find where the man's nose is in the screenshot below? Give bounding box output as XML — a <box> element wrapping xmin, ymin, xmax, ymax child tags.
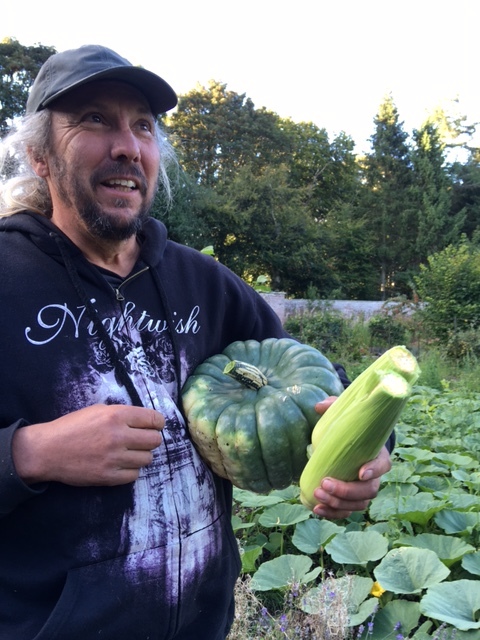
<box><xmin>110</xmin><ymin>128</ymin><xmax>141</xmax><ymax>163</ymax></box>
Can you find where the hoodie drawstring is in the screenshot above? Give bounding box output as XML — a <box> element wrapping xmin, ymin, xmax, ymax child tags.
<box><xmin>52</xmin><ymin>234</ymin><xmax>144</xmax><ymax>408</ymax></box>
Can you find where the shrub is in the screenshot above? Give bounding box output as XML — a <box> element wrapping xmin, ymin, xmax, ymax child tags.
<box><xmin>284</xmin><ymin>306</ymin><xmax>369</xmax><ymax>363</ymax></box>
<box><xmin>414</xmin><ymin>240</ymin><xmax>480</xmax><ymax>341</ymax></box>
<box><xmin>368</xmin><ymin>314</ymin><xmax>407</xmax><ymax>348</ymax></box>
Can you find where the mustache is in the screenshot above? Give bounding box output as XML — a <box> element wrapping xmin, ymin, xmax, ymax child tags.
<box><xmin>91</xmin><ymin>162</ymin><xmax>149</xmax><ymax>195</ymax></box>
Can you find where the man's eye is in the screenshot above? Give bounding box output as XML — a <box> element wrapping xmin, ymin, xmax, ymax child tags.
<box><xmin>85</xmin><ymin>113</ymin><xmax>103</xmax><ymax>123</ymax></box>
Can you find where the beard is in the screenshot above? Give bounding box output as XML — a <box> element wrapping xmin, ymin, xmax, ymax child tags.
<box><xmin>51</xmin><ymin>156</ymin><xmax>157</xmax><ymax>241</ymax></box>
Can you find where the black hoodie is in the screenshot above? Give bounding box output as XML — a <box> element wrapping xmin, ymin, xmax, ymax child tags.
<box><xmin>0</xmin><ymin>212</ymin><xmax>306</xmax><ymax>640</ymax></box>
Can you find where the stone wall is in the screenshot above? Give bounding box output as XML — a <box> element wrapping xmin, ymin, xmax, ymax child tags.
<box><xmin>260</xmin><ymin>292</ymin><xmax>386</xmax><ymax>325</ymax></box>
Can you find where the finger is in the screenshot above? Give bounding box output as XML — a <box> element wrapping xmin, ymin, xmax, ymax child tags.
<box><xmin>121</xmin><ymin>407</ymin><xmax>165</xmax><ymax>431</ymax></box>
<box><xmin>313</xmin><ymin>504</ymin><xmax>354</xmax><ymax>520</ymax></box>
<box><xmin>313</xmin><ymin>494</ymin><xmax>371</xmax><ymax>514</ymax></box>
<box><xmin>125</xmin><ymin>427</ymin><xmax>163</xmax><ymax>452</ymax></box>
<box><xmin>358</xmin><ymin>446</ymin><xmax>392</xmax><ymax>480</ymax></box>
<box><xmin>314</xmin><ymin>396</ymin><xmax>337</xmax><ymax>414</ymax></box>
<box><xmin>314</xmin><ymin>477</ymin><xmax>380</xmax><ymax>504</ymax></box>
<box><xmin>119</xmin><ymin>449</ymin><xmax>155</xmax><ymax>470</ymax></box>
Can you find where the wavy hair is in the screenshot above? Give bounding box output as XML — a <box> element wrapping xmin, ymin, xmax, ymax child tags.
<box><xmin>0</xmin><ymin>109</ymin><xmax>177</xmax><ymax>218</ymax></box>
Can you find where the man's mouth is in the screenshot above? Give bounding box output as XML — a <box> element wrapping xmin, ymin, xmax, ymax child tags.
<box><xmin>103</xmin><ymin>179</ymin><xmax>138</xmax><ymax>192</ymax></box>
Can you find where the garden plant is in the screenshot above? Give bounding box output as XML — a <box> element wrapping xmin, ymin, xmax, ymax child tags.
<box><xmin>227</xmin><ymin>307</ymin><xmax>480</xmax><ymax>639</ymax></box>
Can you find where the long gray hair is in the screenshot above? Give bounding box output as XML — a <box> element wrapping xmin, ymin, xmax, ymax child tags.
<box><xmin>0</xmin><ymin>110</ymin><xmax>177</xmax><ymax>218</ymax></box>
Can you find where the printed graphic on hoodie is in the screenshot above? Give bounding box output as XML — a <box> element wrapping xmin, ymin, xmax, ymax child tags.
<box><xmin>51</xmin><ymin>303</ymin><xmax>223</xmax><ymax>604</ymax></box>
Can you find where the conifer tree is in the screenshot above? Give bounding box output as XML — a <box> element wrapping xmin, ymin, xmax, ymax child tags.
<box><xmin>360</xmin><ymin>94</ymin><xmax>415</xmax><ymax>297</ymax></box>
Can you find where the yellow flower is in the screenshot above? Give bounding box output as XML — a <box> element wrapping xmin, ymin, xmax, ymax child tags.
<box><xmin>370</xmin><ymin>581</ymin><xmax>386</xmax><ymax>597</ymax></box>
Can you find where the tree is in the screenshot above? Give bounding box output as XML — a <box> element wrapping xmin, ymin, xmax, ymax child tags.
<box><xmin>411</xmin><ymin>122</ymin><xmax>464</xmax><ymax>259</ymax></box>
<box><xmin>360</xmin><ymin>94</ymin><xmax>415</xmax><ymax>298</ymax></box>
<box><xmin>450</xmin><ymin>150</ymin><xmax>480</xmax><ymax>239</ymax></box>
<box><xmin>281</xmin><ymin>120</ymin><xmax>358</xmax><ymax>220</ymax></box>
<box><xmin>163</xmin><ymin>80</ymin><xmax>290</xmax><ymax>186</ymax></box>
<box><xmin>321</xmin><ymin>201</ymin><xmax>379</xmax><ymax>299</ymax></box>
<box><xmin>213</xmin><ymin>164</ymin><xmax>339</xmax><ymax>297</ymax></box>
<box><xmin>0</xmin><ymin>38</ymin><xmax>56</xmax><ymax>133</ymax></box>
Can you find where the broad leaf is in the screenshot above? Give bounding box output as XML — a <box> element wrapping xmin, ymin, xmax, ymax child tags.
<box><xmin>355</xmin><ymin>600</ymin><xmax>420</xmax><ymax>638</ymax></box>
<box><xmin>420</xmin><ymin>580</ymin><xmax>480</xmax><ymax>631</ymax></box>
<box><xmin>292</xmin><ymin>518</ymin><xmax>344</xmax><ymax>554</ymax></box>
<box><xmin>435</xmin><ymin>509</ymin><xmax>480</xmax><ymax>534</ymax></box>
<box><xmin>463</xmin><ymin>551</ymin><xmax>480</xmax><ymax>576</ymax></box>
<box><xmin>258</xmin><ymin>503</ymin><xmax>311</xmax><ymax>527</ymax></box>
<box><xmin>325</xmin><ymin>530</ymin><xmax>388</xmax><ymax>566</ymax></box>
<box><xmin>395</xmin><ymin>533</ymin><xmax>475</xmax><ymax>567</ymax></box>
<box><xmin>374</xmin><ymin>547</ymin><xmax>450</xmax><ymax>594</ymax></box>
<box><xmin>249</xmin><ymin>554</ymin><xmax>320</xmax><ymax>591</ymax></box>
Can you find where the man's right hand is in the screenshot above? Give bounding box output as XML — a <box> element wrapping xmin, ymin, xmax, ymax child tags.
<box><xmin>11</xmin><ymin>404</ymin><xmax>165</xmax><ymax>487</ymax></box>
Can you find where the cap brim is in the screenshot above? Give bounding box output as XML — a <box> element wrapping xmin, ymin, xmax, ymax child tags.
<box><xmin>41</xmin><ymin>66</ymin><xmax>178</xmax><ymax>116</ymax></box>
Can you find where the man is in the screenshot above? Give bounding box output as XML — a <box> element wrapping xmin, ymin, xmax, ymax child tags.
<box><xmin>0</xmin><ymin>45</ymin><xmax>391</xmax><ymax>639</ymax></box>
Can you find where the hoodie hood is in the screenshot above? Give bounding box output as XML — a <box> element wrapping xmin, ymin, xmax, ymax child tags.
<box><xmin>0</xmin><ymin>211</ymin><xmax>169</xmax><ymax>268</ymax></box>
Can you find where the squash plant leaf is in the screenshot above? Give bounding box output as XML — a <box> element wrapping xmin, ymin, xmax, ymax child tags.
<box><xmin>292</xmin><ymin>518</ymin><xmax>344</xmax><ymax>554</ymax></box>
<box><xmin>240</xmin><ymin>545</ymin><xmax>263</xmax><ymax>573</ymax></box>
<box><xmin>433</xmin><ymin>452</ymin><xmax>478</xmax><ymax>468</ymax></box>
<box><xmin>394</xmin><ymin>493</ymin><xmax>446</xmax><ymax>526</ymax></box>
<box><xmin>269</xmin><ymin>485</ymin><xmax>299</xmax><ymax>500</ymax></box>
<box><xmin>462</xmin><ymin>551</ymin><xmax>480</xmax><ymax>577</ymax></box>
<box><xmin>420</xmin><ymin>580</ymin><xmax>480</xmax><ymax>631</ymax></box>
<box><xmin>325</xmin><ymin>530</ymin><xmax>389</xmax><ymax>566</ymax></box>
<box><xmin>301</xmin><ymin>575</ymin><xmax>372</xmax><ymax>616</ymax></box>
<box><xmin>354</xmin><ymin>600</ymin><xmax>421</xmax><ymax>638</ymax></box>
<box><xmin>435</xmin><ymin>509</ymin><xmax>480</xmax><ymax>534</ymax></box>
<box><xmin>231</xmin><ymin>514</ymin><xmax>256</xmax><ymax>532</ymax></box>
<box><xmin>347</xmin><ymin>598</ymin><xmax>379</xmax><ymax>627</ymax></box>
<box><xmin>258</xmin><ymin>503</ymin><xmax>311</xmax><ymax>528</ymax></box>
<box><xmin>233</xmin><ymin>488</ymin><xmax>285</xmax><ymax>508</ymax></box>
<box><xmin>395</xmin><ymin>533</ymin><xmax>475</xmax><ymax>567</ymax></box>
<box><xmin>374</xmin><ymin>547</ymin><xmax>450</xmax><ymax>594</ymax></box>
<box><xmin>249</xmin><ymin>554</ymin><xmax>320</xmax><ymax>591</ymax></box>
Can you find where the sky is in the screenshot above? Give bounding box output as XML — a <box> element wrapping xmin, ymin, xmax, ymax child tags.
<box><xmin>3</xmin><ymin>0</ymin><xmax>479</xmax><ymax>154</ymax></box>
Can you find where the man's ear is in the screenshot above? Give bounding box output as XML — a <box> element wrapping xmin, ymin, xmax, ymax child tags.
<box><xmin>28</xmin><ymin>149</ymin><xmax>50</xmax><ymax>178</ymax></box>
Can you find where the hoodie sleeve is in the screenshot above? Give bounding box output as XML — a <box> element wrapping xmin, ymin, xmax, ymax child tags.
<box><xmin>0</xmin><ymin>421</ymin><xmax>47</xmax><ymax>517</ymax></box>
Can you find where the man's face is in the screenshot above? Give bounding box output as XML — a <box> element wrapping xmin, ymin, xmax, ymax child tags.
<box><xmin>41</xmin><ymin>81</ymin><xmax>161</xmax><ymax>242</ymax></box>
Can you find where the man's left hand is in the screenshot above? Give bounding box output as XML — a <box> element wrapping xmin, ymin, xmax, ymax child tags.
<box><xmin>309</xmin><ymin>396</ymin><xmax>392</xmax><ymax>519</ymax></box>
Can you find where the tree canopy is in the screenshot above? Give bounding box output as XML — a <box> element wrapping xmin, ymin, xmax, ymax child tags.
<box><xmin>0</xmin><ymin>38</ymin><xmax>56</xmax><ymax>133</ymax></box>
<box><xmin>4</xmin><ymin>40</ymin><xmax>480</xmax><ymax>301</ymax></box>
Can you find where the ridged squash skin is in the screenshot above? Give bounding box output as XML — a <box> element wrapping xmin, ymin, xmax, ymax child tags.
<box><xmin>181</xmin><ymin>338</ymin><xmax>344</xmax><ymax>493</ymax></box>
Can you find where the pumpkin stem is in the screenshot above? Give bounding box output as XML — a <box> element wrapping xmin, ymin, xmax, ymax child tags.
<box><xmin>223</xmin><ymin>360</ymin><xmax>268</xmax><ymax>390</ymax></box>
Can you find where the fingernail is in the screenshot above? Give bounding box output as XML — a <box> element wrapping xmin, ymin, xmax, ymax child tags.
<box><xmin>361</xmin><ymin>469</ymin><xmax>373</xmax><ymax>480</ymax></box>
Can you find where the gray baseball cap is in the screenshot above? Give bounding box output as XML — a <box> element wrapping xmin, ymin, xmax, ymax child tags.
<box><xmin>26</xmin><ymin>44</ymin><xmax>178</xmax><ymax>116</ymax></box>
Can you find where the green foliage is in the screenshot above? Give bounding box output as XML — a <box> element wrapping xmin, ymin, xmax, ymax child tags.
<box><xmin>368</xmin><ymin>314</ymin><xmax>407</xmax><ymax>348</ymax></box>
<box><xmin>0</xmin><ymin>38</ymin><xmax>56</xmax><ymax>133</ymax></box>
<box><xmin>359</xmin><ymin>94</ymin><xmax>416</xmax><ymax>297</ymax></box>
<box><xmin>284</xmin><ymin>306</ymin><xmax>355</xmax><ymax>359</ymax></box>
<box><xmin>231</xmin><ymin>381</ymin><xmax>480</xmax><ymax>638</ymax></box>
<box><xmin>411</xmin><ymin>122</ymin><xmax>463</xmax><ymax>259</ymax></box>
<box><xmin>451</xmin><ymin>152</ymin><xmax>480</xmax><ymax>240</ymax></box>
<box><xmin>164</xmin><ymin>80</ymin><xmax>290</xmax><ymax>187</ymax></box>
<box><xmin>6</xmin><ymin>40</ymin><xmax>480</xmax><ymax>303</ymax></box>
<box><xmin>414</xmin><ymin>240</ymin><xmax>480</xmax><ymax>340</ymax></box>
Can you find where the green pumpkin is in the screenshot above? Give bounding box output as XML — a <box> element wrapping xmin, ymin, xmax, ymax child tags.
<box><xmin>181</xmin><ymin>337</ymin><xmax>344</xmax><ymax>493</ymax></box>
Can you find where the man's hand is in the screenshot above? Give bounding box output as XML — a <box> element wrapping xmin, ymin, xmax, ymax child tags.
<box><xmin>12</xmin><ymin>404</ymin><xmax>165</xmax><ymax>487</ymax></box>
<box><xmin>309</xmin><ymin>396</ymin><xmax>392</xmax><ymax>520</ymax></box>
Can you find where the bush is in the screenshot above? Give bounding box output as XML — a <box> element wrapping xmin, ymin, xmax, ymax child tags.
<box><xmin>414</xmin><ymin>240</ymin><xmax>480</xmax><ymax>340</ymax></box>
<box><xmin>284</xmin><ymin>307</ymin><xmax>369</xmax><ymax>363</ymax></box>
<box><xmin>368</xmin><ymin>314</ymin><xmax>407</xmax><ymax>348</ymax></box>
